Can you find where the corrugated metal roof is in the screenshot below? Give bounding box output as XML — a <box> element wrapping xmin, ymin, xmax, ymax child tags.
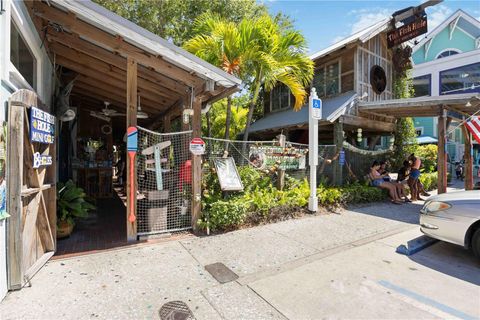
<box><xmin>309</xmin><ymin>19</ymin><xmax>390</xmax><ymax>61</ymax></box>
<box><xmin>50</xmin><ymin>0</ymin><xmax>242</xmax><ymax>88</ymax></box>
<box><xmin>248</xmin><ymin>91</ymin><xmax>357</xmax><ymax>133</ymax></box>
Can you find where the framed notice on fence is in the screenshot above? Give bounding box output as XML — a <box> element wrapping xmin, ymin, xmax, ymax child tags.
<box><xmin>213</xmin><ymin>157</ymin><xmax>243</xmax><ymax>192</ymax></box>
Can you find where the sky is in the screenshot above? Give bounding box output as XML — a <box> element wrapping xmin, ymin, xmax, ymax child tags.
<box><xmin>265</xmin><ymin>0</ymin><xmax>480</xmax><ymax>55</ymax></box>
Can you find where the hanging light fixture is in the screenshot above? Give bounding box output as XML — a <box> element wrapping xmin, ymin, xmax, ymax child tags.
<box><xmin>137</xmin><ymin>95</ymin><xmax>148</xmax><ymax>119</ymax></box>
<box><xmin>357</xmin><ymin>128</ymin><xmax>363</xmax><ymax>143</ymax></box>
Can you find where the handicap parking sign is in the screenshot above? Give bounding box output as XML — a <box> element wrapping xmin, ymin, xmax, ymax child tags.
<box><xmin>311</xmin><ymin>98</ymin><xmax>322</xmax><ymax>120</ymax></box>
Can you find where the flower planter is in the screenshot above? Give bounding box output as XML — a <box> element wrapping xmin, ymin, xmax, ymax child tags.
<box><xmin>57</xmin><ymin>220</ymin><xmax>74</xmax><ymax>239</ymax></box>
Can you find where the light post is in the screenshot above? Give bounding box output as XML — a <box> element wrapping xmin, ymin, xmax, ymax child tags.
<box><xmin>308</xmin><ymin>88</ymin><xmax>321</xmax><ymax>212</ymax></box>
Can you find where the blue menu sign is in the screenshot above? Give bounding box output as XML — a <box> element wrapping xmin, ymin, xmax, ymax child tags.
<box><xmin>30</xmin><ymin>106</ymin><xmax>55</xmax><ymax>144</ymax></box>
<box><xmin>339</xmin><ymin>150</ymin><xmax>345</xmax><ymax>166</ymax></box>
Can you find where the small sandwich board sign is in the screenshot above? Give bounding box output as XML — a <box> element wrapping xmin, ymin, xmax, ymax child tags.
<box><xmin>190</xmin><ymin>138</ymin><xmax>205</xmax><ymax>155</ymax></box>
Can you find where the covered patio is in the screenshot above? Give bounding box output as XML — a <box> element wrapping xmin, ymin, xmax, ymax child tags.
<box><xmin>25</xmin><ymin>0</ymin><xmax>241</xmax><ymax>242</ymax></box>
<box><xmin>358</xmin><ymin>92</ymin><xmax>480</xmax><ymax>193</ymax></box>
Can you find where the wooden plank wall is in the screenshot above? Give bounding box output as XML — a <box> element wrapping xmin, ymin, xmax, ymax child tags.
<box><xmin>355</xmin><ymin>34</ymin><xmax>393</xmax><ymax>102</ymax></box>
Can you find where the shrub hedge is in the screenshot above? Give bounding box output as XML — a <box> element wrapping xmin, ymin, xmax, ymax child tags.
<box><xmin>200</xmin><ymin>165</ymin><xmax>388</xmax><ymax>232</ymax></box>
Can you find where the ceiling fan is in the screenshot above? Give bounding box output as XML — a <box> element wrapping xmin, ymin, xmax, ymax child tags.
<box><xmin>89</xmin><ymin>101</ymin><xmax>125</xmax><ymax>122</ymax></box>
<box><xmin>89</xmin><ymin>98</ymin><xmax>149</xmax><ymax>121</ymax></box>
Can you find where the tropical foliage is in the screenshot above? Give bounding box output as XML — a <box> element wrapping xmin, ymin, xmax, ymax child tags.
<box><xmin>200</xmin><ymin>165</ymin><xmax>387</xmax><ymax>232</ymax></box>
<box><xmin>202</xmin><ymin>97</ymin><xmax>249</xmax><ymax>139</ymax></box>
<box><xmin>57</xmin><ymin>180</ymin><xmax>95</xmax><ymax>225</ymax></box>
<box><xmin>416</xmin><ymin>144</ymin><xmax>438</xmax><ymax>173</ymax></box>
<box><xmin>93</xmin><ymin>0</ymin><xmax>267</xmax><ymax>46</ymax></box>
<box><xmin>392</xmin><ymin>70</ymin><xmax>418</xmax><ymax>168</ymax></box>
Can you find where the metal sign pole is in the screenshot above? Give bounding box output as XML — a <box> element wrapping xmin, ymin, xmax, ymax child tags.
<box><xmin>308</xmin><ymin>88</ymin><xmax>321</xmax><ymax>212</ymax></box>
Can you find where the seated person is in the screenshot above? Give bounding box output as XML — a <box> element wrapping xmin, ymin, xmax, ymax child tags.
<box><xmin>379</xmin><ymin>160</ymin><xmax>392</xmax><ymax>182</ymax></box>
<box><xmin>369</xmin><ymin>161</ymin><xmax>404</xmax><ymax>205</ymax></box>
<box><xmin>397</xmin><ymin>160</ymin><xmax>410</xmax><ymax>184</ymax></box>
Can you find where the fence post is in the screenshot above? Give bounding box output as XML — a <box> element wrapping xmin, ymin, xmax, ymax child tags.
<box><xmin>191</xmin><ymin>98</ymin><xmax>202</xmax><ymax>233</ymax></box>
<box><xmin>276</xmin><ymin>134</ymin><xmax>286</xmax><ymax>190</ymax></box>
<box><xmin>333</xmin><ymin>121</ymin><xmax>344</xmax><ymax>186</ymax></box>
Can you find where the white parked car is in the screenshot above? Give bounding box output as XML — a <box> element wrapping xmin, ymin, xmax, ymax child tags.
<box><xmin>420</xmin><ymin>190</ymin><xmax>480</xmax><ymax>257</ymax></box>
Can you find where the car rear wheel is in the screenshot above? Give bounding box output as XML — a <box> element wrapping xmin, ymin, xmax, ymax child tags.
<box><xmin>472</xmin><ymin>229</ymin><xmax>480</xmax><ymax>258</ymax></box>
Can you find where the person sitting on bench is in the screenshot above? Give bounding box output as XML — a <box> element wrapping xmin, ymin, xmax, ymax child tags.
<box><xmin>369</xmin><ymin>161</ymin><xmax>404</xmax><ymax>205</ymax></box>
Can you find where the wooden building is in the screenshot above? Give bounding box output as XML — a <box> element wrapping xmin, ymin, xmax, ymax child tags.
<box><xmin>0</xmin><ymin>0</ymin><xmax>240</xmax><ymax>295</ymax></box>
<box><xmin>250</xmin><ymin>18</ymin><xmax>396</xmax><ymax>145</ymax></box>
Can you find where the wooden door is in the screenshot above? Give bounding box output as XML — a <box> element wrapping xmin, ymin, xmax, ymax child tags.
<box><xmin>7</xmin><ymin>90</ymin><xmax>56</xmax><ymax>290</ymax></box>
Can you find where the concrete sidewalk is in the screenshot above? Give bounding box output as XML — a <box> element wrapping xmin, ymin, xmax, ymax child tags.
<box><xmin>1</xmin><ymin>200</ymin><xmax>478</xmax><ymax>319</ymax></box>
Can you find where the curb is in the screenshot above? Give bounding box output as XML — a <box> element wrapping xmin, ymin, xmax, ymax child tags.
<box><xmin>396</xmin><ymin>235</ymin><xmax>438</xmax><ymax>256</ymax></box>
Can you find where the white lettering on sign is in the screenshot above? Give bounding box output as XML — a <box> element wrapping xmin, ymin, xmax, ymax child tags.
<box><xmin>311</xmin><ymin>98</ymin><xmax>322</xmax><ymax>120</ymax></box>
<box><xmin>189</xmin><ymin>138</ymin><xmax>205</xmax><ymax>155</ymax></box>
<box><xmin>33</xmin><ymin>152</ymin><xmax>53</xmax><ymax>169</ymax></box>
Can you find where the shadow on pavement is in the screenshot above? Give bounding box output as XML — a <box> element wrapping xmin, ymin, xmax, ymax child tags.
<box><xmin>409</xmin><ymin>241</ymin><xmax>480</xmax><ymax>286</ymax></box>
<box><xmin>349</xmin><ymin>202</ymin><xmax>423</xmax><ymax>225</ymax></box>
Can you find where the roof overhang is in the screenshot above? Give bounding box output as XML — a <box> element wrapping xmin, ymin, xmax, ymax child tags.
<box><xmin>358</xmin><ymin>93</ymin><xmax>480</xmax><ymax>118</ymax></box>
<box><xmin>25</xmin><ymin>0</ymin><xmax>241</xmax><ymax>127</ymax></box>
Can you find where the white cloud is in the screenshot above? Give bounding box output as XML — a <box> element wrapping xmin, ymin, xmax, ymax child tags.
<box><xmin>349</xmin><ymin>8</ymin><xmax>390</xmax><ymax>34</ymax></box>
<box><xmin>425</xmin><ymin>4</ymin><xmax>453</xmax><ymax>31</ymax></box>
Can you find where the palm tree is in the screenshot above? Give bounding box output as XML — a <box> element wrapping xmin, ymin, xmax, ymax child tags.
<box><xmin>242</xmin><ymin>14</ymin><xmax>314</xmax><ymax>142</ymax></box>
<box><xmin>184</xmin><ymin>14</ymin><xmax>313</xmax><ymax>144</ymax></box>
<box><xmin>184</xmin><ymin>13</ymin><xmax>246</xmax><ymax>140</ymax></box>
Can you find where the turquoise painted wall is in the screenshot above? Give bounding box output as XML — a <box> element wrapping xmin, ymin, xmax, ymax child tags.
<box><xmin>412</xmin><ymin>27</ymin><xmax>476</xmax><ymax>64</ymax></box>
<box><xmin>414</xmin><ymin>118</ymin><xmax>435</xmax><ymax>137</ymax></box>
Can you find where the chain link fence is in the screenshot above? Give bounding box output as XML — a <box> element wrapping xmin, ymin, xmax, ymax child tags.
<box><xmin>136</xmin><ymin>126</ymin><xmax>192</xmax><ymax>236</ymax></box>
<box><xmin>203</xmin><ymin>137</ymin><xmax>338</xmax><ymax>185</ymax></box>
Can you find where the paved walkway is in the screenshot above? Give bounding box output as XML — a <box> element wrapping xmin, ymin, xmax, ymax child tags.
<box><xmin>1</xmin><ymin>183</ymin><xmax>478</xmax><ymax>319</ymax></box>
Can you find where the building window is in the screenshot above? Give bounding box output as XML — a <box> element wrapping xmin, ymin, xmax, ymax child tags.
<box><xmin>412</xmin><ymin>74</ymin><xmax>431</xmax><ymax>97</ymax></box>
<box><xmin>312</xmin><ymin>61</ymin><xmax>340</xmax><ymax>97</ymax></box>
<box><xmin>436</xmin><ymin>50</ymin><xmax>460</xmax><ymax>59</ymax></box>
<box><xmin>10</xmin><ymin>21</ymin><xmax>37</xmax><ymax>89</ymax></box>
<box><xmin>440</xmin><ymin>63</ymin><xmax>480</xmax><ymax>95</ymax></box>
<box><xmin>415</xmin><ymin>127</ymin><xmax>424</xmax><ymax>137</ymax></box>
<box><xmin>270</xmin><ymin>84</ymin><xmax>291</xmax><ymax>112</ymax></box>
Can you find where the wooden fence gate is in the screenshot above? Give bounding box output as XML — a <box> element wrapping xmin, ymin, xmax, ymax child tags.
<box><xmin>7</xmin><ymin>90</ymin><xmax>56</xmax><ymax>290</ymax></box>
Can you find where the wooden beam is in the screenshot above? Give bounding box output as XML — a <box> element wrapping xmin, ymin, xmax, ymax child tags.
<box><xmin>126</xmin><ymin>57</ymin><xmax>137</xmax><ymax>241</ymax></box>
<box><xmin>50</xmin><ymin>41</ymin><xmax>181</xmax><ymax>100</ymax></box>
<box><xmin>340</xmin><ymin>114</ymin><xmax>395</xmax><ymax>132</ymax></box>
<box><xmin>191</xmin><ymin>98</ymin><xmax>202</xmax><ymax>233</ymax></box>
<box><xmin>33</xmin><ymin>2</ymin><xmax>203</xmax><ymax>88</ymax></box>
<box><xmin>462</xmin><ymin>125</ymin><xmax>474</xmax><ymax>190</ymax></box>
<box><xmin>437</xmin><ymin>110</ymin><xmax>447</xmax><ymax>194</ymax></box>
<box><xmin>54</xmin><ymin>54</ymin><xmax>172</xmax><ymax>104</ymax></box>
<box><xmin>74</xmin><ymin>77</ymin><xmax>167</xmax><ymax>111</ymax></box>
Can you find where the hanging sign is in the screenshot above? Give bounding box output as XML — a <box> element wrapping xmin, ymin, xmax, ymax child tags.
<box><xmin>387</xmin><ymin>15</ymin><xmax>428</xmax><ymax>48</ymax></box>
<box><xmin>213</xmin><ymin>157</ymin><xmax>243</xmax><ymax>191</ymax></box>
<box><xmin>30</xmin><ymin>106</ymin><xmax>55</xmax><ymax>144</ymax></box>
<box><xmin>339</xmin><ymin>150</ymin><xmax>345</xmax><ymax>166</ymax></box>
<box><xmin>311</xmin><ymin>98</ymin><xmax>322</xmax><ymax>120</ymax></box>
<box><xmin>189</xmin><ymin>137</ymin><xmax>205</xmax><ymax>155</ymax></box>
<box><xmin>33</xmin><ymin>152</ymin><xmax>52</xmax><ymax>169</ymax></box>
<box><xmin>249</xmin><ymin>146</ymin><xmax>307</xmax><ymax>170</ymax></box>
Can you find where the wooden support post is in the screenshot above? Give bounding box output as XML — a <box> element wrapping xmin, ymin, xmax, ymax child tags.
<box><xmin>191</xmin><ymin>98</ymin><xmax>202</xmax><ymax>233</ymax></box>
<box><xmin>333</xmin><ymin>121</ymin><xmax>344</xmax><ymax>186</ymax></box>
<box><xmin>126</xmin><ymin>57</ymin><xmax>137</xmax><ymax>241</ymax></box>
<box><xmin>437</xmin><ymin>111</ymin><xmax>447</xmax><ymax>194</ymax></box>
<box><xmin>462</xmin><ymin>125</ymin><xmax>474</xmax><ymax>190</ymax></box>
<box><xmin>276</xmin><ymin>134</ymin><xmax>286</xmax><ymax>190</ymax></box>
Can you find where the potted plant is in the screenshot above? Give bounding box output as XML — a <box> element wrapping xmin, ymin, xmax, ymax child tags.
<box><xmin>57</xmin><ymin>180</ymin><xmax>95</xmax><ymax>238</ymax></box>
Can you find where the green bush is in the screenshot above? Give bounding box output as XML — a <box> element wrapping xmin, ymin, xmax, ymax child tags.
<box><xmin>200</xmin><ymin>164</ymin><xmax>388</xmax><ymax>231</ymax></box>
<box><xmin>420</xmin><ymin>172</ymin><xmax>438</xmax><ymax>191</ymax></box>
<box><xmin>198</xmin><ymin>198</ymin><xmax>251</xmax><ymax>231</ymax></box>
<box><xmin>417</xmin><ymin>144</ymin><xmax>438</xmax><ymax>173</ymax></box>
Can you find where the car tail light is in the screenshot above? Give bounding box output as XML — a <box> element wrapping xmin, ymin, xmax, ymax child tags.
<box><xmin>423</xmin><ymin>201</ymin><xmax>451</xmax><ymax>213</ymax></box>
